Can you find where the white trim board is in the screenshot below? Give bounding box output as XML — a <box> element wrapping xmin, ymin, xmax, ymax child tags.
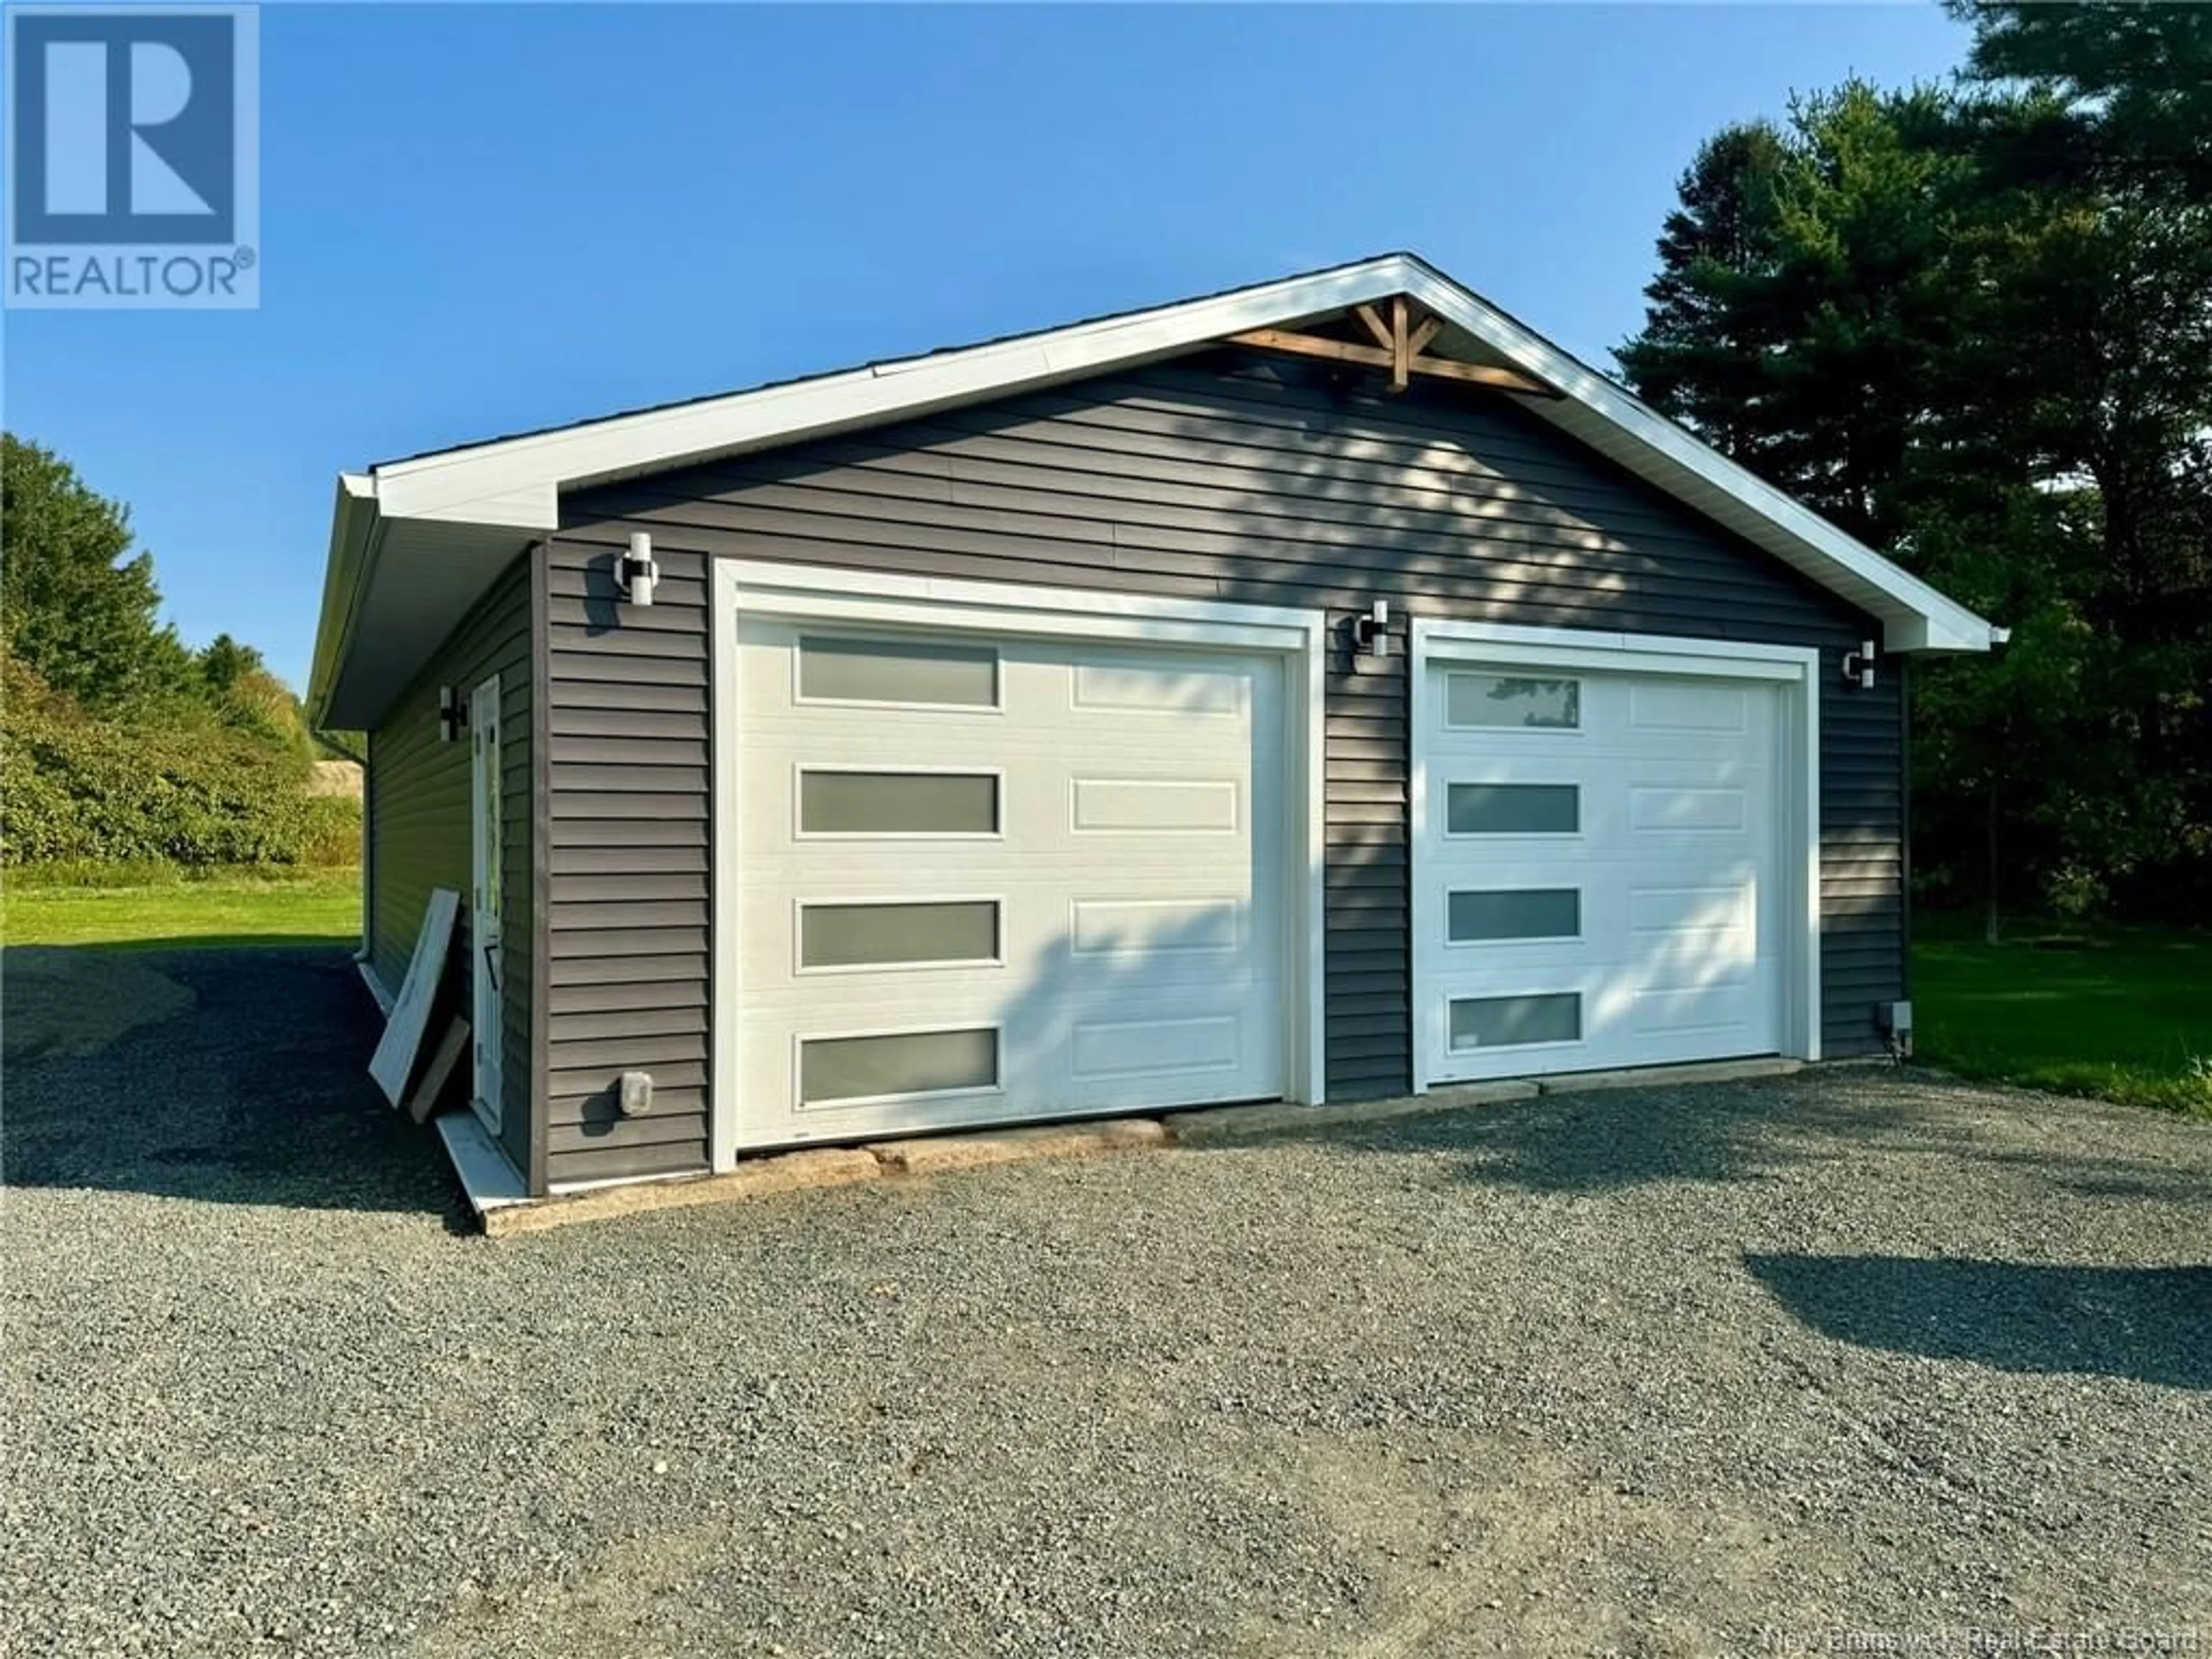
<box><xmin>434</xmin><ymin>1109</ymin><xmax>530</xmax><ymax>1217</ymax></box>
<box><xmin>548</xmin><ymin>1165</ymin><xmax>708</xmax><ymax>1199</ymax></box>
<box><xmin>1408</xmin><ymin>618</ymin><xmax>1823</xmax><ymax>1092</ymax></box>
<box><xmin>1416</xmin><ymin>620</ymin><xmax>1825</xmax><ymax>681</ymax></box>
<box><xmin>468</xmin><ymin>673</ymin><xmax>505</xmax><ymax>1137</ymax></box>
<box><xmin>710</xmin><ymin>560</ymin><xmax>1329</xmax><ymax>1172</ymax></box>
<box><xmin>310</xmin><ymin>252</ymin><xmax>2000</xmax><ymax>726</ymax></box>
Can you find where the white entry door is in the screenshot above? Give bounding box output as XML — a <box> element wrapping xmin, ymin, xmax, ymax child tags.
<box><xmin>469</xmin><ymin>675</ymin><xmax>503</xmax><ymax>1133</ymax></box>
<box><xmin>731</xmin><ymin>619</ymin><xmax>1286</xmax><ymax>1149</ymax></box>
<box><xmin>1416</xmin><ymin>658</ymin><xmax>1789</xmax><ymax>1085</ymax></box>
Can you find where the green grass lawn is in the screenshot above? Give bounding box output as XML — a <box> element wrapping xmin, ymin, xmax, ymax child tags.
<box><xmin>1913</xmin><ymin>915</ymin><xmax>2212</xmax><ymax>1117</ymax></box>
<box><xmin>2</xmin><ymin>870</ymin><xmax>362</xmax><ymax>949</ymax></box>
<box><xmin>4</xmin><ymin>869</ymin><xmax>2205</xmax><ymax>1119</ymax></box>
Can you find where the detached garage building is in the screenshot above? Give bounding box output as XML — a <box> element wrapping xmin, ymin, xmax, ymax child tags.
<box><xmin>308</xmin><ymin>253</ymin><xmax>2002</xmax><ymax>1200</ymax></box>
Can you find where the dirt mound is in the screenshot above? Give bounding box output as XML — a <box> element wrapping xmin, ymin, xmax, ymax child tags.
<box><xmin>308</xmin><ymin>760</ymin><xmax>363</xmax><ymax>798</ymax></box>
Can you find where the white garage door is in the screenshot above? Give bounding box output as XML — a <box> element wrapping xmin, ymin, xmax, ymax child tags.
<box><xmin>1418</xmin><ymin>660</ymin><xmax>1787</xmax><ymax>1085</ymax></box>
<box><xmin>732</xmin><ymin>618</ymin><xmax>1286</xmax><ymax>1149</ymax></box>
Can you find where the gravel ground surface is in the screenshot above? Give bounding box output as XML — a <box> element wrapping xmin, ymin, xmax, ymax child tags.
<box><xmin>5</xmin><ymin>945</ymin><xmax>2209</xmax><ymax>1658</ymax></box>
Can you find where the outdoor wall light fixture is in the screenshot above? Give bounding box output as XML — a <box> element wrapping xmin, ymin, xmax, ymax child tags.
<box><xmin>1352</xmin><ymin>599</ymin><xmax>1392</xmax><ymax>659</ymax></box>
<box><xmin>615</xmin><ymin>531</ymin><xmax>659</xmax><ymax>609</ymax></box>
<box><xmin>1842</xmin><ymin>638</ymin><xmax>1878</xmax><ymax>691</ymax></box>
<box><xmin>437</xmin><ymin>684</ymin><xmax>464</xmax><ymax>743</ymax></box>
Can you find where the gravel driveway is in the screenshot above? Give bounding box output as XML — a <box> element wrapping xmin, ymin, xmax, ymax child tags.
<box><xmin>5</xmin><ymin>945</ymin><xmax>2208</xmax><ymax>1657</ymax></box>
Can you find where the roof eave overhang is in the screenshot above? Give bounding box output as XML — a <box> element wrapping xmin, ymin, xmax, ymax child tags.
<box><xmin>308</xmin><ymin>487</ymin><xmax>540</xmax><ymax>730</ymax></box>
<box><xmin>305</xmin><ymin>472</ymin><xmax>379</xmax><ymax>728</ymax></box>
<box><xmin>309</xmin><ymin>252</ymin><xmax>2003</xmax><ymax>728</ymax></box>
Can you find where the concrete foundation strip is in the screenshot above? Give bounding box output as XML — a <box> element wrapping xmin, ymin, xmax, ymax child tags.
<box><xmin>478</xmin><ymin>1057</ymin><xmax>1805</xmax><ymax>1236</ymax></box>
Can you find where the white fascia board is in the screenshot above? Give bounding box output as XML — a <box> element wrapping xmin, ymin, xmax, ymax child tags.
<box><xmin>370</xmin><ymin>257</ymin><xmax>1429</xmax><ymax>526</ymax></box>
<box><xmin>305</xmin><ymin>472</ymin><xmax>381</xmax><ymax>724</ymax></box>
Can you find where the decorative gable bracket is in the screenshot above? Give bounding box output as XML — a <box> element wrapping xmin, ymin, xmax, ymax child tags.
<box><xmin>1227</xmin><ymin>294</ymin><xmax>1557</xmax><ymax>399</ymax></box>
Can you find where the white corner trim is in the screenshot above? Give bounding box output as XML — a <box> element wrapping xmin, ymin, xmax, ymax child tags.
<box><xmin>1799</xmin><ymin>666</ymin><xmax>1824</xmax><ymax>1065</ymax></box>
<box><xmin>708</xmin><ymin>559</ymin><xmax>1329</xmax><ymax>1172</ymax></box>
<box><xmin>1408</xmin><ymin>657</ymin><xmax>1434</xmax><ymax>1096</ymax></box>
<box><xmin>709</xmin><ymin>552</ymin><xmax>741</xmax><ymax>1174</ymax></box>
<box><xmin>1408</xmin><ymin>618</ymin><xmax>1824</xmax><ymax>1078</ymax></box>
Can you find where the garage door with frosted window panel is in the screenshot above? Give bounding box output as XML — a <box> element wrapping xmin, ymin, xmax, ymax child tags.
<box><xmin>1420</xmin><ymin>664</ymin><xmax>1785</xmax><ymax>1085</ymax></box>
<box><xmin>732</xmin><ymin>619</ymin><xmax>1287</xmax><ymax>1148</ymax></box>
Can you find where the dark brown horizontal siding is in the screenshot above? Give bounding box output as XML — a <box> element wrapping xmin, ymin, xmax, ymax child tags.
<box><xmin>1321</xmin><ymin>620</ymin><xmax>1410</xmax><ymax>1098</ymax></box>
<box><xmin>553</xmin><ymin>346</ymin><xmax>1905</xmax><ymax>1157</ymax></box>
<box><xmin>1818</xmin><ymin>660</ymin><xmax>1907</xmax><ymax>1055</ymax></box>
<box><xmin>366</xmin><ymin>554</ymin><xmax>533</xmax><ymax>1174</ymax></box>
<box><xmin>539</xmin><ymin>541</ymin><xmax>712</xmax><ymax>1187</ymax></box>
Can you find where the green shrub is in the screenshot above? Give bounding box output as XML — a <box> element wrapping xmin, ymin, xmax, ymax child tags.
<box><xmin>1</xmin><ymin>655</ymin><xmax>361</xmax><ymax>870</ymax></box>
<box><xmin>298</xmin><ymin>796</ymin><xmax>364</xmax><ymax>868</ymax></box>
<box><xmin>7</xmin><ymin>860</ymin><xmax>359</xmax><ymax>890</ymax></box>
<box><xmin>3</xmin><ymin>858</ymin><xmax>191</xmax><ymax>890</ymax></box>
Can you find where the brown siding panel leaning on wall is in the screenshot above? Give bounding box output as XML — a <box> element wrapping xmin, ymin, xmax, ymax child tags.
<box><xmin>548</xmin><ymin>348</ymin><xmax>1906</xmax><ymax>1182</ymax></box>
<box><xmin>363</xmin><ymin>555</ymin><xmax>534</xmax><ymax>1176</ymax></box>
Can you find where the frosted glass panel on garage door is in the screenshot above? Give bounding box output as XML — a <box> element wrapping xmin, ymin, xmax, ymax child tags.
<box><xmin>798</xmin><ymin>771</ymin><xmax>999</xmax><ymax>835</ymax></box>
<box><xmin>799</xmin><ymin>636</ymin><xmax>999</xmax><ymax>707</ymax></box>
<box><xmin>799</xmin><ymin>901</ymin><xmax>1001</xmax><ymax>969</ymax></box>
<box><xmin>734</xmin><ymin>616</ymin><xmax>1287</xmax><ymax>1148</ymax></box>
<box><xmin>1449</xmin><ymin>993</ymin><xmax>1581</xmax><ymax>1050</ymax></box>
<box><xmin>1448</xmin><ymin>888</ymin><xmax>1581</xmax><ymax>942</ymax></box>
<box><xmin>1446</xmin><ymin>673</ymin><xmax>1580</xmax><ymax>729</ymax></box>
<box><xmin>1447</xmin><ymin>783</ymin><xmax>1579</xmax><ymax>835</ymax></box>
<box><xmin>800</xmin><ymin>1028</ymin><xmax>999</xmax><ymax>1105</ymax></box>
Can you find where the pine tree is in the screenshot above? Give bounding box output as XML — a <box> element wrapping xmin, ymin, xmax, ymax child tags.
<box><xmin>1</xmin><ymin>434</ymin><xmax>194</xmax><ymax>711</ymax></box>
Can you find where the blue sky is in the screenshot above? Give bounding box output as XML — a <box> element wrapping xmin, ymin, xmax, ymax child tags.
<box><xmin>4</xmin><ymin>3</ymin><xmax>1972</xmax><ymax>695</ymax></box>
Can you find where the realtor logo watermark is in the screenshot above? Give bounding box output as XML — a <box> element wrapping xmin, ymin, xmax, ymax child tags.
<box><xmin>6</xmin><ymin>5</ymin><xmax>259</xmax><ymax>308</ymax></box>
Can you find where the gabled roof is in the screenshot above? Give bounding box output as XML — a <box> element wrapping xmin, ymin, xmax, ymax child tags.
<box><xmin>309</xmin><ymin>252</ymin><xmax>2001</xmax><ymax>726</ymax></box>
